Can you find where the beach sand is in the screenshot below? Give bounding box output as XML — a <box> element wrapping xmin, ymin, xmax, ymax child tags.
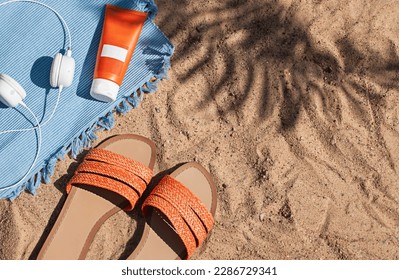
<box><xmin>1</xmin><ymin>0</ymin><xmax>399</xmax><ymax>259</ymax></box>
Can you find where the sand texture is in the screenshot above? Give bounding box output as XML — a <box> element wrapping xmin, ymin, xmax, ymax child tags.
<box><xmin>2</xmin><ymin>0</ymin><xmax>399</xmax><ymax>259</ymax></box>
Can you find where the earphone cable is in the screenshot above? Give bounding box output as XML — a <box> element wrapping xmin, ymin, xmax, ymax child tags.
<box><xmin>0</xmin><ymin>102</ymin><xmax>42</xmax><ymax>191</ymax></box>
<box><xmin>0</xmin><ymin>0</ymin><xmax>71</xmax><ymax>191</ymax></box>
<box><xmin>0</xmin><ymin>0</ymin><xmax>71</xmax><ymax>134</ymax></box>
<box><xmin>0</xmin><ymin>0</ymin><xmax>72</xmax><ymax>50</ymax></box>
<box><xmin>0</xmin><ymin>86</ymin><xmax>62</xmax><ymax>135</ymax></box>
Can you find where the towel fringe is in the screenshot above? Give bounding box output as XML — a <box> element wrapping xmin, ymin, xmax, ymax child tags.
<box><xmin>1</xmin><ymin>42</ymin><xmax>173</xmax><ymax>200</ymax></box>
<box><xmin>116</xmin><ymin>99</ymin><xmax>131</xmax><ymax>115</ymax></box>
<box><xmin>133</xmin><ymin>0</ymin><xmax>158</xmax><ymax>20</ymax></box>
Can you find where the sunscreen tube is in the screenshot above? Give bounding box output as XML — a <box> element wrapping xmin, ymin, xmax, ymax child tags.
<box><xmin>90</xmin><ymin>5</ymin><xmax>148</xmax><ymax>102</ymax></box>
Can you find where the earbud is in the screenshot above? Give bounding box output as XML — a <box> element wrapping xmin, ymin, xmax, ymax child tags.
<box><xmin>0</xmin><ymin>74</ymin><xmax>26</xmax><ymax>107</ymax></box>
<box><xmin>50</xmin><ymin>49</ymin><xmax>75</xmax><ymax>88</ymax></box>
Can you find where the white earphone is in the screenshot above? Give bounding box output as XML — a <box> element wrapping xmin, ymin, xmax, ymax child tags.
<box><xmin>0</xmin><ymin>0</ymin><xmax>75</xmax><ymax>191</ymax></box>
<box><xmin>0</xmin><ymin>73</ymin><xmax>27</xmax><ymax>107</ymax></box>
<box><xmin>0</xmin><ymin>0</ymin><xmax>75</xmax><ymax>109</ymax></box>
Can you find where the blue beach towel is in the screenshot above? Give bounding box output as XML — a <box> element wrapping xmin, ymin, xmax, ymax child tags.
<box><xmin>0</xmin><ymin>0</ymin><xmax>173</xmax><ymax>199</ymax></box>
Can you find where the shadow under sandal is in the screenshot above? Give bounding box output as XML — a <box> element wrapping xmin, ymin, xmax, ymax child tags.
<box><xmin>129</xmin><ymin>162</ymin><xmax>217</xmax><ymax>260</ymax></box>
<box><xmin>37</xmin><ymin>134</ymin><xmax>156</xmax><ymax>260</ymax></box>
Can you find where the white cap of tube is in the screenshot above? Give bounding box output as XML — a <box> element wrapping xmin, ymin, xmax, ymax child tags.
<box><xmin>90</xmin><ymin>78</ymin><xmax>120</xmax><ymax>102</ymax></box>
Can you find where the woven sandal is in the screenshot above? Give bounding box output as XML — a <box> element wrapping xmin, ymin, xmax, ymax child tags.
<box><xmin>37</xmin><ymin>134</ymin><xmax>156</xmax><ymax>260</ymax></box>
<box><xmin>128</xmin><ymin>162</ymin><xmax>217</xmax><ymax>260</ymax></box>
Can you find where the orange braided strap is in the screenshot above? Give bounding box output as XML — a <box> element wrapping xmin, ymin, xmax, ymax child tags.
<box><xmin>71</xmin><ymin>161</ymin><xmax>147</xmax><ymax>196</ymax></box>
<box><xmin>143</xmin><ymin>195</ymin><xmax>197</xmax><ymax>258</ymax></box>
<box><xmin>157</xmin><ymin>176</ymin><xmax>214</xmax><ymax>231</ymax></box>
<box><xmin>65</xmin><ymin>148</ymin><xmax>152</xmax><ymax>211</ymax></box>
<box><xmin>85</xmin><ymin>149</ymin><xmax>153</xmax><ymax>184</ymax></box>
<box><xmin>142</xmin><ymin>175</ymin><xmax>215</xmax><ymax>259</ymax></box>
<box><xmin>66</xmin><ymin>173</ymin><xmax>139</xmax><ymax>211</ymax></box>
<box><xmin>150</xmin><ymin>178</ymin><xmax>208</xmax><ymax>243</ymax></box>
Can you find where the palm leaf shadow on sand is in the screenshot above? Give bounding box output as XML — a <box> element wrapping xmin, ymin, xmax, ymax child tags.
<box><xmin>156</xmin><ymin>0</ymin><xmax>399</xmax><ymax>130</ymax></box>
<box><xmin>155</xmin><ymin>0</ymin><xmax>399</xmax><ymax>174</ymax></box>
<box><xmin>154</xmin><ymin>0</ymin><xmax>399</xmax><ymax>259</ymax></box>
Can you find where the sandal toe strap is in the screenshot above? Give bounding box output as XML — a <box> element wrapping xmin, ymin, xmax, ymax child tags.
<box><xmin>66</xmin><ymin>148</ymin><xmax>152</xmax><ymax>211</ymax></box>
<box><xmin>142</xmin><ymin>175</ymin><xmax>214</xmax><ymax>259</ymax></box>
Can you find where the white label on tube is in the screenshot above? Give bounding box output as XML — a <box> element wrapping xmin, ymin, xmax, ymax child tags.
<box><xmin>101</xmin><ymin>44</ymin><xmax>128</xmax><ymax>62</ymax></box>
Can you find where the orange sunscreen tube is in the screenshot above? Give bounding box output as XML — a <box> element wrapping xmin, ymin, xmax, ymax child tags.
<box><xmin>90</xmin><ymin>5</ymin><xmax>148</xmax><ymax>102</ymax></box>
